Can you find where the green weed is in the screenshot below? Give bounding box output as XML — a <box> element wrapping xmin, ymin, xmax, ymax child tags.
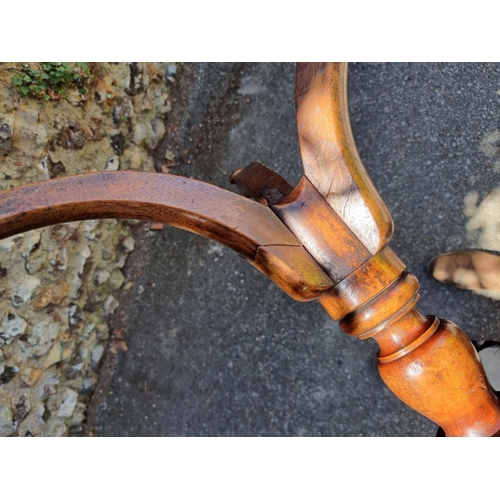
<box><xmin>12</xmin><ymin>62</ymin><xmax>93</xmax><ymax>101</ymax></box>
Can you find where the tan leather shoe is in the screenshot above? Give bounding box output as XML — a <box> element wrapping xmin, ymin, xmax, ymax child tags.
<box><xmin>427</xmin><ymin>249</ymin><xmax>500</xmax><ymax>298</ymax></box>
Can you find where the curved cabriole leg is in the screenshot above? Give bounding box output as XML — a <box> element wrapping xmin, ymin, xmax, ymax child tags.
<box><xmin>295</xmin><ymin>62</ymin><xmax>394</xmax><ymax>254</ymax></box>
<box><xmin>0</xmin><ymin>171</ymin><xmax>333</xmax><ymax>302</ymax></box>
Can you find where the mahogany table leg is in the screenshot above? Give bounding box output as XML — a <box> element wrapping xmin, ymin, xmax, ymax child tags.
<box><xmin>1</xmin><ymin>62</ymin><xmax>498</xmax><ymax>436</ymax></box>
<box><xmin>231</xmin><ymin>62</ymin><xmax>500</xmax><ymax>436</ymax></box>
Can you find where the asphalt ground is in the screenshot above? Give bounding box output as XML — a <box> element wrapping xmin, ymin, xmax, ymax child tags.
<box><xmin>93</xmin><ymin>63</ymin><xmax>500</xmax><ymax>436</ymax></box>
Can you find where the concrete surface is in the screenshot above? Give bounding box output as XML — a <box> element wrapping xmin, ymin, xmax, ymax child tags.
<box><xmin>93</xmin><ymin>63</ymin><xmax>500</xmax><ymax>436</ymax></box>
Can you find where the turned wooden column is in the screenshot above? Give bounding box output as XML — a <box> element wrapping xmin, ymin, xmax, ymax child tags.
<box><xmin>231</xmin><ymin>160</ymin><xmax>500</xmax><ymax>436</ymax></box>
<box><xmin>321</xmin><ymin>257</ymin><xmax>500</xmax><ymax>437</ymax></box>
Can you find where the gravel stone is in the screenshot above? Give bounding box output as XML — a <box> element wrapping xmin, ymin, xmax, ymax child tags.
<box><xmin>0</xmin><ymin>312</ymin><xmax>27</xmax><ymax>344</ymax></box>
<box><xmin>55</xmin><ymin>389</ymin><xmax>78</xmax><ymax>418</ymax></box>
<box><xmin>12</xmin><ymin>276</ymin><xmax>40</xmax><ymax>307</ymax></box>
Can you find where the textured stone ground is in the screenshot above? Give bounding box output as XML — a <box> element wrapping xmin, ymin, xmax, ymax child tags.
<box><xmin>92</xmin><ymin>63</ymin><xmax>500</xmax><ymax>436</ymax></box>
<box><xmin>0</xmin><ymin>63</ymin><xmax>174</xmax><ymax>436</ymax></box>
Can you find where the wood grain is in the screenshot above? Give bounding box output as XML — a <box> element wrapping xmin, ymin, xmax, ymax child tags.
<box><xmin>295</xmin><ymin>62</ymin><xmax>393</xmax><ymax>254</ymax></box>
<box><xmin>0</xmin><ymin>171</ymin><xmax>333</xmax><ymax>301</ymax></box>
<box><xmin>378</xmin><ymin>319</ymin><xmax>500</xmax><ymax>437</ymax></box>
<box><xmin>272</xmin><ymin>176</ymin><xmax>371</xmax><ymax>283</ymax></box>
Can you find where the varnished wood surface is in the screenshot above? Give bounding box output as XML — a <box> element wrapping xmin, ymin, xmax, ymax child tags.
<box><xmin>231</xmin><ymin>163</ymin><xmax>376</xmax><ymax>285</ymax></box>
<box><xmin>0</xmin><ymin>171</ymin><xmax>295</xmax><ymax>256</ymax></box>
<box><xmin>295</xmin><ymin>62</ymin><xmax>393</xmax><ymax>255</ymax></box>
<box><xmin>322</xmin><ymin>257</ymin><xmax>500</xmax><ymax>436</ymax></box>
<box><xmin>340</xmin><ymin>272</ymin><xmax>420</xmax><ymax>339</ymax></box>
<box><xmin>319</xmin><ymin>247</ymin><xmax>406</xmax><ymax>320</ymax></box>
<box><xmin>378</xmin><ymin>319</ymin><xmax>500</xmax><ymax>437</ymax></box>
<box><xmin>273</xmin><ymin>176</ymin><xmax>371</xmax><ymax>283</ymax></box>
<box><xmin>0</xmin><ymin>171</ymin><xmax>333</xmax><ymax>301</ymax></box>
<box><xmin>293</xmin><ymin>62</ymin><xmax>500</xmax><ymax>435</ymax></box>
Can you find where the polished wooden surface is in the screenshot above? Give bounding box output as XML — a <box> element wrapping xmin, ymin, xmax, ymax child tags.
<box><xmin>273</xmin><ymin>177</ymin><xmax>371</xmax><ymax>283</ymax></box>
<box><xmin>295</xmin><ymin>62</ymin><xmax>393</xmax><ymax>255</ymax></box>
<box><xmin>378</xmin><ymin>319</ymin><xmax>500</xmax><ymax>437</ymax></box>
<box><xmin>253</xmin><ymin>176</ymin><xmax>500</xmax><ymax>435</ymax></box>
<box><xmin>0</xmin><ymin>171</ymin><xmax>333</xmax><ymax>301</ymax></box>
<box><xmin>229</xmin><ymin>162</ymin><xmax>293</xmax><ymax>205</ymax></box>
<box><xmin>319</xmin><ymin>247</ymin><xmax>406</xmax><ymax>320</ymax></box>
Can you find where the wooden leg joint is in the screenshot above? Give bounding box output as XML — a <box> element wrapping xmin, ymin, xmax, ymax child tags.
<box><xmin>377</xmin><ymin>315</ymin><xmax>440</xmax><ymax>363</ymax></box>
<box><xmin>319</xmin><ymin>246</ymin><xmax>406</xmax><ymax>320</ymax></box>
